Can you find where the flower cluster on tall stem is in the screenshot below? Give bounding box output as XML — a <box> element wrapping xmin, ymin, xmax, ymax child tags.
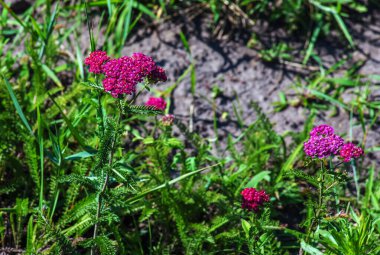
<box><xmin>85</xmin><ymin>51</ymin><xmax>167</xmax><ymax>98</ymax></box>
<box><xmin>304</xmin><ymin>124</ymin><xmax>363</xmax><ymax>162</ymax></box>
<box><xmin>85</xmin><ymin>50</ymin><xmax>169</xmax><ymax>255</ymax></box>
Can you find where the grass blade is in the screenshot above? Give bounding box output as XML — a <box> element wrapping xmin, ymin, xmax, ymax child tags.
<box><xmin>308</xmin><ymin>88</ymin><xmax>349</xmax><ymax>110</ymax></box>
<box><xmin>84</xmin><ymin>0</ymin><xmax>96</xmax><ymax>51</ymax></box>
<box><xmin>275</xmin><ymin>142</ymin><xmax>304</xmax><ymax>183</ymax></box>
<box><xmin>37</xmin><ymin>106</ymin><xmax>44</xmax><ymax>211</ymax></box>
<box><xmin>48</xmin><ymin>93</ymin><xmax>88</xmax><ymax>150</ymax></box>
<box><xmin>2</xmin><ymin>75</ymin><xmax>34</xmax><ymax>136</ymax></box>
<box><xmin>42</xmin><ymin>64</ymin><xmax>63</xmax><ymax>87</ymax></box>
<box><xmin>303</xmin><ymin>19</ymin><xmax>322</xmax><ymax>64</ymax></box>
<box><xmin>126</xmin><ymin>163</ymin><xmax>220</xmax><ymax>204</ymax></box>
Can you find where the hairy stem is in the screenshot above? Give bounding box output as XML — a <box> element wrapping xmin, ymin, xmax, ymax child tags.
<box><xmin>300</xmin><ymin>161</ymin><xmax>325</xmax><ymax>255</ymax></box>
<box><xmin>91</xmin><ymin>102</ymin><xmax>122</xmax><ymax>255</ymax></box>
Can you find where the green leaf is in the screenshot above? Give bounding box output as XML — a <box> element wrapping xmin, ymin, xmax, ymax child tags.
<box><xmin>48</xmin><ymin>93</ymin><xmax>88</xmax><ymax>149</ymax></box>
<box><xmin>179</xmin><ymin>31</ymin><xmax>190</xmax><ymax>54</ymax></box>
<box><xmin>332</xmin><ymin>12</ymin><xmax>354</xmax><ymax>48</ymax></box>
<box><xmin>125</xmin><ymin>163</ymin><xmax>220</xmax><ymax>204</ymax></box>
<box><xmin>310</xmin><ymin>1</ymin><xmax>354</xmax><ymax>48</ymax></box>
<box><xmin>325</xmin><ymin>77</ymin><xmax>360</xmax><ymax>87</ymax></box>
<box><xmin>241</xmin><ymin>219</ymin><xmax>251</xmax><ymax>238</ymax></box>
<box><xmin>290</xmin><ymin>169</ymin><xmax>319</xmax><ymax>188</ymax></box>
<box><xmin>30</xmin><ymin>16</ymin><xmax>45</xmax><ymax>40</ymax></box>
<box><xmin>301</xmin><ymin>240</ymin><xmax>324</xmax><ymax>255</ymax></box>
<box><xmin>143</xmin><ymin>137</ymin><xmax>155</xmax><ymax>144</ymax></box>
<box><xmin>132</xmin><ymin>1</ymin><xmax>156</xmax><ymax>19</ymax></box>
<box><xmin>65</xmin><ymin>151</ymin><xmax>97</xmax><ymax>161</ymax></box>
<box><xmin>42</xmin><ymin>64</ymin><xmax>63</xmax><ymax>87</ymax></box>
<box><xmin>245</xmin><ymin>171</ymin><xmax>271</xmax><ymax>188</ymax></box>
<box><xmin>276</xmin><ymin>142</ymin><xmax>304</xmax><ymax>183</ymax></box>
<box><xmin>303</xmin><ymin>19</ymin><xmax>322</xmax><ymax>64</ymax></box>
<box><xmin>26</xmin><ymin>216</ymin><xmax>35</xmax><ymax>254</ymax></box>
<box><xmin>125</xmin><ymin>105</ymin><xmax>162</xmax><ymax>116</ymax></box>
<box><xmin>81</xmin><ymin>81</ymin><xmax>104</xmax><ymax>90</ymax></box>
<box><xmin>2</xmin><ymin>75</ymin><xmax>34</xmax><ymax>136</ymax></box>
<box><xmin>166</xmin><ymin>138</ymin><xmax>184</xmax><ymax>149</ymax></box>
<box><xmin>309</xmin><ymin>88</ymin><xmax>349</xmax><ymax>110</ymax></box>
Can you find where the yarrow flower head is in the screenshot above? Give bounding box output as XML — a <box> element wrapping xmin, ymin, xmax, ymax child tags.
<box><xmin>304</xmin><ymin>134</ymin><xmax>344</xmax><ymax>159</ymax></box>
<box><xmin>309</xmin><ymin>124</ymin><xmax>335</xmax><ymax>137</ymax></box>
<box><xmin>161</xmin><ymin>114</ymin><xmax>175</xmax><ymax>126</ymax></box>
<box><xmin>304</xmin><ymin>124</ymin><xmax>344</xmax><ymax>159</ymax></box>
<box><xmin>85</xmin><ymin>51</ymin><xmax>167</xmax><ymax>98</ymax></box>
<box><xmin>241</xmin><ymin>188</ymin><xmax>270</xmax><ymax>212</ymax></box>
<box><xmin>145</xmin><ymin>97</ymin><xmax>167</xmax><ymax>111</ymax></box>
<box><xmin>339</xmin><ymin>142</ymin><xmax>364</xmax><ymax>162</ymax></box>
<box><xmin>84</xmin><ymin>51</ymin><xmax>110</xmax><ymax>74</ymax></box>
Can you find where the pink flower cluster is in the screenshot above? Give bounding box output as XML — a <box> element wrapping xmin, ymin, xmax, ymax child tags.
<box><xmin>84</xmin><ymin>51</ymin><xmax>167</xmax><ymax>97</ymax></box>
<box><xmin>304</xmin><ymin>133</ymin><xmax>344</xmax><ymax>159</ymax></box>
<box><xmin>84</xmin><ymin>51</ymin><xmax>109</xmax><ymax>74</ymax></box>
<box><xmin>304</xmin><ymin>125</ymin><xmax>364</xmax><ymax>162</ymax></box>
<box><xmin>145</xmin><ymin>97</ymin><xmax>167</xmax><ymax>111</ymax></box>
<box><xmin>309</xmin><ymin>124</ymin><xmax>335</xmax><ymax>137</ymax></box>
<box><xmin>241</xmin><ymin>188</ymin><xmax>270</xmax><ymax>212</ymax></box>
<box><xmin>339</xmin><ymin>143</ymin><xmax>364</xmax><ymax>162</ymax></box>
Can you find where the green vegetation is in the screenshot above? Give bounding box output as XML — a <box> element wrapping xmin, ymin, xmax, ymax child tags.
<box><xmin>0</xmin><ymin>1</ymin><xmax>379</xmax><ymax>254</ymax></box>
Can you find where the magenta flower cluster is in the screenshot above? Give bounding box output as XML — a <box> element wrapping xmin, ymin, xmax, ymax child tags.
<box><xmin>241</xmin><ymin>188</ymin><xmax>270</xmax><ymax>212</ymax></box>
<box><xmin>309</xmin><ymin>124</ymin><xmax>335</xmax><ymax>137</ymax></box>
<box><xmin>145</xmin><ymin>97</ymin><xmax>167</xmax><ymax>111</ymax></box>
<box><xmin>304</xmin><ymin>125</ymin><xmax>364</xmax><ymax>162</ymax></box>
<box><xmin>304</xmin><ymin>134</ymin><xmax>344</xmax><ymax>159</ymax></box>
<box><xmin>85</xmin><ymin>51</ymin><xmax>167</xmax><ymax>98</ymax></box>
<box><xmin>339</xmin><ymin>143</ymin><xmax>364</xmax><ymax>162</ymax></box>
<box><xmin>84</xmin><ymin>51</ymin><xmax>109</xmax><ymax>74</ymax></box>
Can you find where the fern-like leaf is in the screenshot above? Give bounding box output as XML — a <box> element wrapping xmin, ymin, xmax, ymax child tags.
<box><xmin>81</xmin><ymin>236</ymin><xmax>117</xmax><ymax>255</ymax></box>
<box><xmin>125</xmin><ymin>105</ymin><xmax>162</xmax><ymax>116</ymax></box>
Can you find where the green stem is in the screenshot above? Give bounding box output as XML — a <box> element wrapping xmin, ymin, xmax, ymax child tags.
<box><xmin>91</xmin><ymin>101</ymin><xmax>122</xmax><ymax>255</ymax></box>
<box><xmin>305</xmin><ymin>161</ymin><xmax>325</xmax><ymax>243</ymax></box>
<box><xmin>97</xmin><ymin>92</ymin><xmax>105</xmax><ymax>137</ymax></box>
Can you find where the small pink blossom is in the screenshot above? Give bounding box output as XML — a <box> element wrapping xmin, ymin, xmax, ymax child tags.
<box><xmin>148</xmin><ymin>66</ymin><xmax>167</xmax><ymax>83</ymax></box>
<box><xmin>310</xmin><ymin>124</ymin><xmax>335</xmax><ymax>137</ymax></box>
<box><xmin>102</xmin><ymin>78</ymin><xmax>136</xmax><ymax>98</ymax></box>
<box><xmin>84</xmin><ymin>51</ymin><xmax>109</xmax><ymax>74</ymax></box>
<box><xmin>339</xmin><ymin>143</ymin><xmax>364</xmax><ymax>162</ymax></box>
<box><xmin>131</xmin><ymin>52</ymin><xmax>157</xmax><ymax>77</ymax></box>
<box><xmin>161</xmin><ymin>114</ymin><xmax>175</xmax><ymax>126</ymax></box>
<box><xmin>241</xmin><ymin>188</ymin><xmax>269</xmax><ymax>212</ymax></box>
<box><xmin>145</xmin><ymin>97</ymin><xmax>167</xmax><ymax>111</ymax></box>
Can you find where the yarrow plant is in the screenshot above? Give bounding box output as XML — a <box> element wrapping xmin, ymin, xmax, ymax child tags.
<box><xmin>83</xmin><ymin>50</ymin><xmax>170</xmax><ymax>254</ymax></box>
<box><xmin>304</xmin><ymin>124</ymin><xmax>363</xmax><ymax>162</ymax></box>
<box><xmin>299</xmin><ymin>124</ymin><xmax>364</xmax><ymax>254</ymax></box>
<box><xmin>240</xmin><ymin>187</ymin><xmax>274</xmax><ymax>254</ymax></box>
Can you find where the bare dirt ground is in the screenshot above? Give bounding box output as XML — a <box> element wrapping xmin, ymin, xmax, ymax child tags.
<box><xmin>104</xmin><ymin>11</ymin><xmax>380</xmax><ymax>154</ymax></box>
